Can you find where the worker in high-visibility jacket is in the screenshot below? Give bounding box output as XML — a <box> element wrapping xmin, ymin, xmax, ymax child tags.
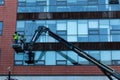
<box><xmin>13</xmin><ymin>31</ymin><xmax>19</xmax><ymax>43</ymax></box>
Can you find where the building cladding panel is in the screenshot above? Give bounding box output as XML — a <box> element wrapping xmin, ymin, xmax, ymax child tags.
<box><xmin>0</xmin><ymin>0</ymin><xmax>120</xmax><ymax>78</ymax></box>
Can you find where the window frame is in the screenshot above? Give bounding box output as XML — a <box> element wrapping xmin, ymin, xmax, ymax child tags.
<box><xmin>0</xmin><ymin>0</ymin><xmax>4</xmax><ymax>6</ymax></box>
<box><xmin>0</xmin><ymin>21</ymin><xmax>3</xmax><ymax>36</ymax></box>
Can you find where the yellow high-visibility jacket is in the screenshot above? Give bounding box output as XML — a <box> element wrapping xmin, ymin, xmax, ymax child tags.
<box><xmin>13</xmin><ymin>33</ymin><xmax>18</xmax><ymax>40</ymax></box>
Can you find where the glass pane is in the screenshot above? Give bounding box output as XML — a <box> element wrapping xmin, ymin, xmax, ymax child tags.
<box><xmin>111</xmin><ymin>35</ymin><xmax>120</xmax><ymax>41</ymax></box>
<box><xmin>78</xmin><ymin>20</ymin><xmax>88</xmax><ymax>35</ymax></box>
<box><xmin>57</xmin><ymin>20</ymin><xmax>66</xmax><ymax>30</ymax></box>
<box><xmin>112</xmin><ymin>51</ymin><xmax>120</xmax><ymax>60</ymax></box>
<box><xmin>45</xmin><ymin>51</ymin><xmax>56</xmax><ymax>65</ymax></box>
<box><xmin>99</xmin><ymin>20</ymin><xmax>110</xmax><ymax>34</ymax></box>
<box><xmin>56</xmin><ymin>51</ymin><xmax>67</xmax><ymax>60</ymax></box>
<box><xmin>49</xmin><ymin>0</ymin><xmax>56</xmax><ymax>5</ymax></box>
<box><xmin>111</xmin><ymin>30</ymin><xmax>120</xmax><ymax>34</ymax></box>
<box><xmin>67</xmin><ymin>21</ymin><xmax>77</xmax><ymax>35</ymax></box>
<box><xmin>0</xmin><ymin>0</ymin><xmax>4</xmax><ymax>5</ymax></box>
<box><xmin>89</xmin><ymin>20</ymin><xmax>98</xmax><ymax>29</ymax></box>
<box><xmin>77</xmin><ymin>6</ymin><xmax>87</xmax><ymax>11</ymax></box>
<box><xmin>46</xmin><ymin>20</ymin><xmax>56</xmax><ymax>33</ymax></box>
<box><xmin>99</xmin><ymin>5</ymin><xmax>109</xmax><ymax>11</ymax></box>
<box><xmin>87</xmin><ymin>5</ymin><xmax>98</xmax><ymax>11</ymax></box>
<box><xmin>110</xmin><ymin>19</ymin><xmax>120</xmax><ymax>30</ymax></box>
<box><xmin>67</xmin><ymin>0</ymin><xmax>77</xmax><ymax>5</ymax></box>
<box><xmin>109</xmin><ymin>5</ymin><xmax>120</xmax><ymax>11</ymax></box>
<box><xmin>79</xmin><ymin>57</ymin><xmax>89</xmax><ymax>65</ymax></box>
<box><xmin>0</xmin><ymin>22</ymin><xmax>2</xmax><ymax>30</ymax></box>
<box><xmin>101</xmin><ymin>51</ymin><xmax>111</xmax><ymax>61</ymax></box>
<box><xmin>98</xmin><ymin>0</ymin><xmax>108</xmax><ymax>4</ymax></box>
<box><xmin>67</xmin><ymin>51</ymin><xmax>78</xmax><ymax>65</ymax></box>
<box><xmin>89</xmin><ymin>51</ymin><xmax>100</xmax><ymax>60</ymax></box>
<box><xmin>89</xmin><ymin>35</ymin><xmax>99</xmax><ymax>42</ymax></box>
<box><xmin>17</xmin><ymin>21</ymin><xmax>25</xmax><ymax>31</ymax></box>
<box><xmin>78</xmin><ymin>35</ymin><xmax>88</xmax><ymax>42</ymax></box>
<box><xmin>77</xmin><ymin>0</ymin><xmax>87</xmax><ymax>5</ymax></box>
<box><xmin>100</xmin><ymin>35</ymin><xmax>110</xmax><ymax>42</ymax></box>
<box><xmin>15</xmin><ymin>53</ymin><xmax>23</xmax><ymax>60</ymax></box>
<box><xmin>101</xmin><ymin>51</ymin><xmax>111</xmax><ymax>65</ymax></box>
<box><xmin>88</xmin><ymin>0</ymin><xmax>98</xmax><ymax>4</ymax></box>
<box><xmin>34</xmin><ymin>51</ymin><xmax>45</xmax><ymax>60</ymax></box>
<box><xmin>67</xmin><ymin>35</ymin><xmax>77</xmax><ymax>42</ymax></box>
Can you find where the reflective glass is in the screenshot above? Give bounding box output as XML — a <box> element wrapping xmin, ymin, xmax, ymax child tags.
<box><xmin>15</xmin><ymin>53</ymin><xmax>24</xmax><ymax>60</ymax></box>
<box><xmin>88</xmin><ymin>20</ymin><xmax>98</xmax><ymax>29</ymax></box>
<box><xmin>89</xmin><ymin>35</ymin><xmax>99</xmax><ymax>42</ymax></box>
<box><xmin>99</xmin><ymin>20</ymin><xmax>110</xmax><ymax>34</ymax></box>
<box><xmin>67</xmin><ymin>21</ymin><xmax>77</xmax><ymax>35</ymax></box>
<box><xmin>88</xmin><ymin>30</ymin><xmax>99</xmax><ymax>34</ymax></box>
<box><xmin>87</xmin><ymin>5</ymin><xmax>98</xmax><ymax>11</ymax></box>
<box><xmin>78</xmin><ymin>35</ymin><xmax>88</xmax><ymax>42</ymax></box>
<box><xmin>67</xmin><ymin>0</ymin><xmax>77</xmax><ymax>5</ymax></box>
<box><xmin>77</xmin><ymin>0</ymin><xmax>87</xmax><ymax>5</ymax></box>
<box><xmin>17</xmin><ymin>7</ymin><xmax>26</xmax><ymax>12</ymax></box>
<box><xmin>79</xmin><ymin>57</ymin><xmax>89</xmax><ymax>65</ymax></box>
<box><xmin>77</xmin><ymin>6</ymin><xmax>88</xmax><ymax>11</ymax></box>
<box><xmin>112</xmin><ymin>51</ymin><xmax>120</xmax><ymax>60</ymax></box>
<box><xmin>46</xmin><ymin>36</ymin><xmax>56</xmax><ymax>42</ymax></box>
<box><xmin>110</xmin><ymin>19</ymin><xmax>120</xmax><ymax>30</ymax></box>
<box><xmin>78</xmin><ymin>20</ymin><xmax>88</xmax><ymax>35</ymax></box>
<box><xmin>56</xmin><ymin>6</ymin><xmax>68</xmax><ymax>12</ymax></box>
<box><xmin>109</xmin><ymin>5</ymin><xmax>120</xmax><ymax>11</ymax></box>
<box><xmin>56</xmin><ymin>51</ymin><xmax>67</xmax><ymax>60</ymax></box>
<box><xmin>67</xmin><ymin>35</ymin><xmax>77</xmax><ymax>42</ymax></box>
<box><xmin>46</xmin><ymin>20</ymin><xmax>56</xmax><ymax>33</ymax></box>
<box><xmin>57</xmin><ymin>20</ymin><xmax>66</xmax><ymax>30</ymax></box>
<box><xmin>56</xmin><ymin>0</ymin><xmax>67</xmax><ymax>5</ymax></box>
<box><xmin>49</xmin><ymin>0</ymin><xmax>56</xmax><ymax>5</ymax></box>
<box><xmin>34</xmin><ymin>51</ymin><xmax>45</xmax><ymax>60</ymax></box>
<box><xmin>99</xmin><ymin>5</ymin><xmax>109</xmax><ymax>11</ymax></box>
<box><xmin>88</xmin><ymin>51</ymin><xmax>100</xmax><ymax>60</ymax></box>
<box><xmin>101</xmin><ymin>51</ymin><xmax>111</xmax><ymax>61</ymax></box>
<box><xmin>48</xmin><ymin>6</ymin><xmax>56</xmax><ymax>12</ymax></box>
<box><xmin>111</xmin><ymin>35</ymin><xmax>120</xmax><ymax>41</ymax></box>
<box><xmin>98</xmin><ymin>0</ymin><xmax>108</xmax><ymax>4</ymax></box>
<box><xmin>88</xmin><ymin>0</ymin><xmax>98</xmax><ymax>4</ymax></box>
<box><xmin>0</xmin><ymin>22</ymin><xmax>3</xmax><ymax>35</ymax></box>
<box><xmin>67</xmin><ymin>51</ymin><xmax>78</xmax><ymax>65</ymax></box>
<box><xmin>100</xmin><ymin>35</ymin><xmax>110</xmax><ymax>42</ymax></box>
<box><xmin>0</xmin><ymin>0</ymin><xmax>4</xmax><ymax>5</ymax></box>
<box><xmin>45</xmin><ymin>51</ymin><xmax>56</xmax><ymax>65</ymax></box>
<box><xmin>111</xmin><ymin>30</ymin><xmax>120</xmax><ymax>34</ymax></box>
<box><xmin>100</xmin><ymin>51</ymin><xmax>111</xmax><ymax>65</ymax></box>
<box><xmin>67</xmin><ymin>6</ymin><xmax>78</xmax><ymax>12</ymax></box>
<box><xmin>17</xmin><ymin>21</ymin><xmax>25</xmax><ymax>31</ymax></box>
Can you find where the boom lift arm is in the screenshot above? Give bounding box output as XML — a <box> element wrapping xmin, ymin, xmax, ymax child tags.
<box><xmin>13</xmin><ymin>26</ymin><xmax>120</xmax><ymax>80</ymax></box>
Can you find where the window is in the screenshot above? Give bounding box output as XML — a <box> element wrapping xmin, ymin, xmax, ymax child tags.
<box><xmin>109</xmin><ymin>0</ymin><xmax>119</xmax><ymax>4</ymax></box>
<box><xmin>56</xmin><ymin>0</ymin><xmax>67</xmax><ymax>5</ymax></box>
<box><xmin>0</xmin><ymin>0</ymin><xmax>4</xmax><ymax>5</ymax></box>
<box><xmin>99</xmin><ymin>20</ymin><xmax>110</xmax><ymax>35</ymax></box>
<box><xmin>101</xmin><ymin>51</ymin><xmax>111</xmax><ymax>65</ymax></box>
<box><xmin>0</xmin><ymin>22</ymin><xmax>3</xmax><ymax>35</ymax></box>
<box><xmin>78</xmin><ymin>20</ymin><xmax>88</xmax><ymax>35</ymax></box>
<box><xmin>18</xmin><ymin>0</ymin><xmax>26</xmax><ymax>6</ymax></box>
<box><xmin>36</xmin><ymin>0</ymin><xmax>47</xmax><ymax>6</ymax></box>
<box><xmin>88</xmin><ymin>0</ymin><xmax>98</xmax><ymax>4</ymax></box>
<box><xmin>67</xmin><ymin>21</ymin><xmax>77</xmax><ymax>35</ymax></box>
<box><xmin>67</xmin><ymin>0</ymin><xmax>77</xmax><ymax>5</ymax></box>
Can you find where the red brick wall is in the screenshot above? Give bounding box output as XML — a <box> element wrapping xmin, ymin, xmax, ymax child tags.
<box><xmin>0</xmin><ymin>0</ymin><xmax>120</xmax><ymax>76</ymax></box>
<box><xmin>0</xmin><ymin>0</ymin><xmax>17</xmax><ymax>74</ymax></box>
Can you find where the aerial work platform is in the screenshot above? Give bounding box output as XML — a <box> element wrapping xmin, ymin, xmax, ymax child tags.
<box><xmin>12</xmin><ymin>26</ymin><xmax>120</xmax><ymax>80</ymax></box>
<box><xmin>12</xmin><ymin>43</ymin><xmax>24</xmax><ymax>53</ymax></box>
